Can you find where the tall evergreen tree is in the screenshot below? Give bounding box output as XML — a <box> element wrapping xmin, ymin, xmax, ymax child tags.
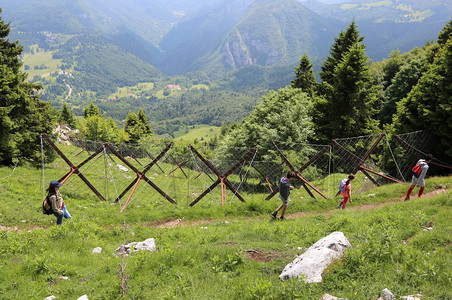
<box><xmin>291</xmin><ymin>54</ymin><xmax>317</xmax><ymax>96</ymax></box>
<box><xmin>0</xmin><ymin>10</ymin><xmax>55</xmax><ymax>165</ymax></box>
<box><xmin>124</xmin><ymin>108</ymin><xmax>153</xmax><ymax>143</ymax></box>
<box><xmin>84</xmin><ymin>101</ymin><xmax>101</xmax><ymax>118</ymax></box>
<box><xmin>312</xmin><ymin>43</ymin><xmax>379</xmax><ymax>142</ymax></box>
<box><xmin>319</xmin><ymin>20</ymin><xmax>363</xmax><ymax>86</ymax></box>
<box><xmin>437</xmin><ymin>19</ymin><xmax>452</xmax><ymax>45</ymax></box>
<box><xmin>59</xmin><ymin>103</ymin><xmax>77</xmax><ymax>129</ymax></box>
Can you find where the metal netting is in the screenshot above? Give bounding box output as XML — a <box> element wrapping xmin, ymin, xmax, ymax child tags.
<box><xmin>40</xmin><ymin>129</ymin><xmax>449</xmax><ymax>209</ymax></box>
<box><xmin>332</xmin><ymin>133</ymin><xmax>404</xmax><ymax>193</ymax></box>
<box><xmin>185</xmin><ymin>145</ymin><xmax>258</xmax><ymax>207</ymax></box>
<box><xmin>270</xmin><ymin>140</ymin><xmax>332</xmax><ymax>199</ymax></box>
<box><xmin>394</xmin><ymin>130</ymin><xmax>452</xmax><ymax>180</ymax></box>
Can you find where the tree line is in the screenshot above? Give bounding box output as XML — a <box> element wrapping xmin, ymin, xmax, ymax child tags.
<box><xmin>1</xmin><ymin>10</ymin><xmax>451</xmax><ymax>167</ymax></box>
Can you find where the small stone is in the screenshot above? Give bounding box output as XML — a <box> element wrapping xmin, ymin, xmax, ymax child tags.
<box><xmin>380</xmin><ymin>288</ymin><xmax>395</xmax><ymax>300</ymax></box>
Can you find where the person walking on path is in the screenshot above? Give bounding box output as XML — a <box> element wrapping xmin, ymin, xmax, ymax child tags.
<box><xmin>47</xmin><ymin>180</ymin><xmax>72</xmax><ymax>225</ymax></box>
<box><xmin>271</xmin><ymin>170</ymin><xmax>296</xmax><ymax>220</ymax></box>
<box><xmin>404</xmin><ymin>157</ymin><xmax>431</xmax><ymax>201</ymax></box>
<box><xmin>337</xmin><ymin>174</ymin><xmax>355</xmax><ymax>209</ymax></box>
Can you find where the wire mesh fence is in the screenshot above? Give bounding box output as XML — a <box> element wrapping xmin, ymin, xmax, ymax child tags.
<box><xmin>40</xmin><ymin>130</ymin><xmax>450</xmax><ymax>208</ymax></box>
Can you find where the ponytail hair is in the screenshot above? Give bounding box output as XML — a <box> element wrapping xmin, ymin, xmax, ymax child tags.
<box><xmin>346</xmin><ymin>174</ymin><xmax>355</xmax><ymax>185</ymax></box>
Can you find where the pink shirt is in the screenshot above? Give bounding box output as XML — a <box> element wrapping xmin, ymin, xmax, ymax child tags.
<box><xmin>341</xmin><ymin>183</ymin><xmax>351</xmax><ymax>197</ymax></box>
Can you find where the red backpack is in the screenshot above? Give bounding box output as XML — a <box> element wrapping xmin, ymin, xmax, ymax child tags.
<box><xmin>412</xmin><ymin>165</ymin><xmax>422</xmax><ymax>178</ymax></box>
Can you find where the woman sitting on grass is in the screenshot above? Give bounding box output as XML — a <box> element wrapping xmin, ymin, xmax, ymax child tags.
<box><xmin>47</xmin><ymin>180</ymin><xmax>72</xmax><ymax>225</ymax></box>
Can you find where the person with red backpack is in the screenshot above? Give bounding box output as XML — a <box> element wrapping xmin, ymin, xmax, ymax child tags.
<box><xmin>404</xmin><ymin>157</ymin><xmax>431</xmax><ymax>201</ymax></box>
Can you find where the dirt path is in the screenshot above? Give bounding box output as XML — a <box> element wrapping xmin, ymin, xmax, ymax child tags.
<box><xmin>1</xmin><ymin>187</ymin><xmax>448</xmax><ymax>232</ymax></box>
<box><xmin>286</xmin><ymin>187</ymin><xmax>447</xmax><ymax>219</ymax></box>
<box><xmin>152</xmin><ymin>187</ymin><xmax>448</xmax><ymax>227</ymax></box>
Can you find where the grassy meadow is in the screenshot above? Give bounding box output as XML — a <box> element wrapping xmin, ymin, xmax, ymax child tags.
<box><xmin>0</xmin><ymin>160</ymin><xmax>450</xmax><ymax>299</ymax></box>
<box><xmin>21</xmin><ymin>47</ymin><xmax>63</xmax><ymax>78</ymax></box>
<box><xmin>173</xmin><ymin>125</ymin><xmax>221</xmax><ymax>142</ymax></box>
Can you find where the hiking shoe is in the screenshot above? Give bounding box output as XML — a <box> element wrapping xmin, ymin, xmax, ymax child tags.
<box><xmin>280</xmin><ymin>216</ymin><xmax>285</xmax><ymax>220</ymax></box>
<box><xmin>404</xmin><ymin>196</ymin><xmax>410</xmax><ymax>201</ymax></box>
<box><xmin>271</xmin><ymin>211</ymin><xmax>277</xmax><ymax>219</ymax></box>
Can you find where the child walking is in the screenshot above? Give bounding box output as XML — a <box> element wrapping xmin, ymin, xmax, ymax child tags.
<box><xmin>271</xmin><ymin>170</ymin><xmax>296</xmax><ymax>220</ymax></box>
<box><xmin>337</xmin><ymin>174</ymin><xmax>355</xmax><ymax>209</ymax></box>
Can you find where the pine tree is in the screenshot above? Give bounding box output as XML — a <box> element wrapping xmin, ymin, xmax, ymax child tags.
<box><xmin>59</xmin><ymin>103</ymin><xmax>77</xmax><ymax>129</ymax></box>
<box><xmin>291</xmin><ymin>54</ymin><xmax>317</xmax><ymax>96</ymax></box>
<box><xmin>312</xmin><ymin>43</ymin><xmax>379</xmax><ymax>142</ymax></box>
<box><xmin>0</xmin><ymin>10</ymin><xmax>55</xmax><ymax>165</ymax></box>
<box><xmin>319</xmin><ymin>20</ymin><xmax>363</xmax><ymax>86</ymax></box>
<box><xmin>437</xmin><ymin>19</ymin><xmax>452</xmax><ymax>45</ymax></box>
<box><xmin>124</xmin><ymin>108</ymin><xmax>152</xmax><ymax>143</ymax></box>
<box><xmin>84</xmin><ymin>101</ymin><xmax>101</xmax><ymax>118</ymax></box>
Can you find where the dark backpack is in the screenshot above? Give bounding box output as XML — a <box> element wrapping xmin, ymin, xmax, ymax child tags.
<box><xmin>42</xmin><ymin>195</ymin><xmax>54</xmax><ymax>215</ymax></box>
<box><xmin>412</xmin><ymin>165</ymin><xmax>422</xmax><ymax>178</ymax></box>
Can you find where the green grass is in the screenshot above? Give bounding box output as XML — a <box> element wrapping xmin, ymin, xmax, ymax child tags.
<box><xmin>108</xmin><ymin>82</ymin><xmax>155</xmax><ymax>99</ymax></box>
<box><xmin>21</xmin><ymin>47</ymin><xmax>63</xmax><ymax>78</ymax></box>
<box><xmin>359</xmin><ymin>1</ymin><xmax>392</xmax><ymax>9</ymax></box>
<box><xmin>190</xmin><ymin>84</ymin><xmax>210</xmax><ymax>91</ymax></box>
<box><xmin>173</xmin><ymin>125</ymin><xmax>221</xmax><ymax>142</ymax></box>
<box><xmin>0</xmin><ymin>162</ymin><xmax>451</xmax><ymax>299</ymax></box>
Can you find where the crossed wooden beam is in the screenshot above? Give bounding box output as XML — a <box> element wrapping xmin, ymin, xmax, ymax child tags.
<box><xmin>266</xmin><ymin>140</ymin><xmax>329</xmax><ymax>200</ymax></box>
<box><xmin>41</xmin><ymin>133</ymin><xmax>107</xmax><ymax>201</ymax></box>
<box><xmin>188</xmin><ymin>145</ymin><xmax>258</xmax><ymax>206</ymax></box>
<box><xmin>105</xmin><ymin>142</ymin><xmax>177</xmax><ymax>211</ymax></box>
<box><xmin>167</xmin><ymin>154</ymin><xmax>188</xmax><ymax>178</ymax></box>
<box><xmin>332</xmin><ymin>133</ymin><xmax>404</xmax><ymax>185</ymax></box>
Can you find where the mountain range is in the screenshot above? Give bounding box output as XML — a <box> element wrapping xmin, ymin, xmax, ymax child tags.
<box><xmin>2</xmin><ymin>0</ymin><xmax>451</xmax><ymax>78</ymax></box>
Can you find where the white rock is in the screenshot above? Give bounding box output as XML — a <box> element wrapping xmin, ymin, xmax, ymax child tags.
<box><xmin>279</xmin><ymin>232</ymin><xmax>352</xmax><ymax>283</ymax></box>
<box><xmin>116</xmin><ymin>164</ymin><xmax>128</xmax><ymax>172</ymax></box>
<box><xmin>92</xmin><ymin>247</ymin><xmax>102</xmax><ymax>254</ymax></box>
<box><xmin>380</xmin><ymin>288</ymin><xmax>395</xmax><ymax>300</ymax></box>
<box><xmin>319</xmin><ymin>294</ymin><xmax>347</xmax><ymax>300</ymax></box>
<box><xmin>319</xmin><ymin>294</ymin><xmax>338</xmax><ymax>300</ymax></box>
<box><xmin>44</xmin><ymin>296</ymin><xmax>56</xmax><ymax>300</ymax></box>
<box><xmin>77</xmin><ymin>295</ymin><xmax>89</xmax><ymax>300</ymax></box>
<box><xmin>115</xmin><ymin>238</ymin><xmax>156</xmax><ymax>254</ymax></box>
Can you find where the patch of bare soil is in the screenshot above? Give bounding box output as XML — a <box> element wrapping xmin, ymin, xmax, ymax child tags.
<box><xmin>245</xmin><ymin>249</ymin><xmax>286</xmax><ymax>262</ymax></box>
<box><xmin>147</xmin><ymin>218</ymin><xmax>213</xmax><ymax>228</ymax></box>
<box><xmin>0</xmin><ymin>225</ymin><xmax>45</xmax><ymax>232</ymax></box>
